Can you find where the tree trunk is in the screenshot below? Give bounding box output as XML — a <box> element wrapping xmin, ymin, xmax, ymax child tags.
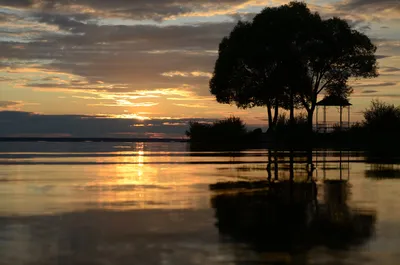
<box><xmin>267</xmin><ymin>102</ymin><xmax>273</xmax><ymax>132</ymax></box>
<box><xmin>289</xmin><ymin>89</ymin><xmax>295</xmax><ymax>129</ymax></box>
<box><xmin>273</xmin><ymin>100</ymin><xmax>279</xmax><ymax>125</ymax></box>
<box><xmin>307</xmin><ymin>107</ymin><xmax>315</xmax><ymax>134</ymax></box>
<box><xmin>307</xmin><ymin>147</ymin><xmax>313</xmax><ymax>180</ymax></box>
<box><xmin>301</xmin><ymin>90</ymin><xmax>317</xmax><ymax>136</ymax></box>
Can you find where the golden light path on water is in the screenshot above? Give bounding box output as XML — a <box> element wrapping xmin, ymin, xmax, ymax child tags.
<box><xmin>0</xmin><ymin>144</ymin><xmax>389</xmax><ymax>216</ymax></box>
<box><xmin>91</xmin><ymin>143</ymin><xmax>180</xmax><ymax>210</ymax></box>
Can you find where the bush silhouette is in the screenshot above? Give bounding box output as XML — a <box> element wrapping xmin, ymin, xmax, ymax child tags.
<box><xmin>363</xmin><ymin>100</ymin><xmax>400</xmax><ymax>135</ymax></box>
<box><xmin>186</xmin><ymin>116</ymin><xmax>249</xmax><ymax>143</ymax></box>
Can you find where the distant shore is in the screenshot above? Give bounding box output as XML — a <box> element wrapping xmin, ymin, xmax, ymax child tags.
<box><xmin>0</xmin><ymin>137</ymin><xmax>188</xmax><ymax>143</ymax></box>
<box><xmin>1</xmin><ymin>136</ymin><xmax>398</xmax><ymax>154</ymax></box>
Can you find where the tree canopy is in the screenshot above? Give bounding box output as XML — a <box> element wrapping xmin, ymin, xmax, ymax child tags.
<box><xmin>210</xmin><ymin>1</ymin><xmax>378</xmax><ymax>132</ymax></box>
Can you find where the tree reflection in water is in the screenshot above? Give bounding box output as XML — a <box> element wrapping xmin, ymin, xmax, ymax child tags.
<box><xmin>210</xmin><ymin>151</ymin><xmax>376</xmax><ymax>264</ymax></box>
<box><xmin>364</xmin><ymin>150</ymin><xmax>400</xmax><ymax>179</ymax></box>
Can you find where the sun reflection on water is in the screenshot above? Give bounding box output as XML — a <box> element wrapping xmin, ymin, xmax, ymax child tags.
<box><xmin>84</xmin><ymin>142</ymin><xmax>217</xmax><ymax>210</ymax></box>
<box><xmin>91</xmin><ymin>143</ymin><xmax>173</xmax><ymax>210</ymax></box>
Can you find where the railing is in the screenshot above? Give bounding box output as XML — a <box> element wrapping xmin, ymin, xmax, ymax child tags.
<box><xmin>314</xmin><ymin>122</ymin><xmax>359</xmax><ymax>133</ymax></box>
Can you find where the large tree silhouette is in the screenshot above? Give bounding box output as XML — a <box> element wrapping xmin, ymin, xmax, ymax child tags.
<box><xmin>210</xmin><ymin>2</ymin><xmax>378</xmax><ymax>132</ymax></box>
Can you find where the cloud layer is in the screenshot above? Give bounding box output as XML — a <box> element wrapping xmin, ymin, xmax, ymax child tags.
<box><xmin>0</xmin><ymin>111</ymin><xmax>205</xmax><ymax>138</ymax></box>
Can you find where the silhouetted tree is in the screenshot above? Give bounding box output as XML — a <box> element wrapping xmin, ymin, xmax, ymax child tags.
<box><xmin>211</xmin><ymin>116</ymin><xmax>247</xmax><ymax>142</ymax></box>
<box><xmin>363</xmin><ymin>99</ymin><xmax>400</xmax><ymax>135</ymax></box>
<box><xmin>210</xmin><ymin>2</ymin><xmax>378</xmax><ymax>133</ymax></box>
<box><xmin>185</xmin><ymin>121</ymin><xmax>211</xmax><ymax>141</ymax></box>
<box><xmin>250</xmin><ymin>2</ymin><xmax>317</xmax><ymax>131</ymax></box>
<box><xmin>186</xmin><ymin>116</ymin><xmax>248</xmax><ymax>144</ymax></box>
<box><xmin>298</xmin><ymin>16</ymin><xmax>378</xmax><ymax>131</ymax></box>
<box><xmin>325</xmin><ymin>80</ymin><xmax>353</xmax><ymax>100</ymax></box>
<box><xmin>209</xmin><ymin>3</ymin><xmax>313</xmax><ymax>132</ymax></box>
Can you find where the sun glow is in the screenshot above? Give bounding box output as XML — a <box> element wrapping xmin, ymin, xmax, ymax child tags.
<box><xmin>102</xmin><ymin>113</ymin><xmax>150</xmax><ymax>120</ymax></box>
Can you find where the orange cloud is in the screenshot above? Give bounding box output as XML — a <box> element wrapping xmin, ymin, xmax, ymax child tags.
<box><xmin>174</xmin><ymin>103</ymin><xmax>208</xmax><ymax>108</ymax></box>
<box><xmin>161</xmin><ymin>71</ymin><xmax>212</xmax><ymax>78</ymax></box>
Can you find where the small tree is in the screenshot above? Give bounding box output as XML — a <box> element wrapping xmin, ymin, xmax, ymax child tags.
<box><xmin>212</xmin><ymin>116</ymin><xmax>247</xmax><ymax>142</ymax></box>
<box><xmin>185</xmin><ymin>122</ymin><xmax>211</xmax><ymax>142</ymax></box>
<box><xmin>186</xmin><ymin>116</ymin><xmax>247</xmax><ymax>143</ymax></box>
<box><xmin>363</xmin><ymin>100</ymin><xmax>400</xmax><ymax>134</ymax></box>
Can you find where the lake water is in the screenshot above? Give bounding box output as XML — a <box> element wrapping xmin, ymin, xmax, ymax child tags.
<box><xmin>0</xmin><ymin>142</ymin><xmax>400</xmax><ymax>265</ymax></box>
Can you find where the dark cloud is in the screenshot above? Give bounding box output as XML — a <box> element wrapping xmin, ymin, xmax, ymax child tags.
<box><xmin>0</xmin><ymin>0</ymin><xmax>250</xmax><ymax>20</ymax></box>
<box><xmin>0</xmin><ymin>0</ymin><xmax>33</xmax><ymax>7</ymax></box>
<box><xmin>354</xmin><ymin>94</ymin><xmax>400</xmax><ymax>98</ymax></box>
<box><xmin>34</xmin><ymin>13</ymin><xmax>234</xmax><ymax>50</ymax></box>
<box><xmin>0</xmin><ymin>101</ymin><xmax>21</xmax><ymax>108</ymax></box>
<box><xmin>382</xmin><ymin>66</ymin><xmax>400</xmax><ymax>73</ymax></box>
<box><xmin>376</xmin><ymin>94</ymin><xmax>400</xmax><ymax>98</ymax></box>
<box><xmin>1</xmin><ymin>15</ymin><xmax>232</xmax><ymax>93</ymax></box>
<box><xmin>0</xmin><ymin>111</ymin><xmax>214</xmax><ymax>138</ymax></box>
<box><xmin>0</xmin><ymin>76</ymin><xmax>12</xmax><ymax>82</ymax></box>
<box><xmin>22</xmin><ymin>81</ymin><xmax>128</xmax><ymax>92</ymax></box>
<box><xmin>371</xmin><ymin>37</ymin><xmax>392</xmax><ymax>43</ymax></box>
<box><xmin>355</xmin><ymin>82</ymin><xmax>397</xmax><ymax>88</ymax></box>
<box><xmin>338</xmin><ymin>0</ymin><xmax>400</xmax><ymax>13</ymax></box>
<box><xmin>361</xmin><ymin>90</ymin><xmax>378</xmax><ymax>94</ymax></box>
<box><xmin>376</xmin><ymin>55</ymin><xmax>392</xmax><ymax>59</ymax></box>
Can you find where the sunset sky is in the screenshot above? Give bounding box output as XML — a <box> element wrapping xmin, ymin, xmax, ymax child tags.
<box><xmin>0</xmin><ymin>0</ymin><xmax>399</xmax><ymax>138</ymax></box>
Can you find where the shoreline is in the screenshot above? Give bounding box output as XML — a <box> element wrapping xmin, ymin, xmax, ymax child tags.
<box><xmin>0</xmin><ymin>137</ymin><xmax>188</xmax><ymax>143</ymax></box>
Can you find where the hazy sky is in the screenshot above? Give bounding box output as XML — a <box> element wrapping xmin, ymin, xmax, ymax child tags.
<box><xmin>0</xmin><ymin>0</ymin><xmax>399</xmax><ymax>137</ymax></box>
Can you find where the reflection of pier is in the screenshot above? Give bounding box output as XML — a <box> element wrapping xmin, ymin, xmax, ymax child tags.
<box><xmin>265</xmin><ymin>149</ymin><xmax>351</xmax><ymax>182</ymax></box>
<box><xmin>315</xmin><ymin>150</ymin><xmax>351</xmax><ymax>181</ymax></box>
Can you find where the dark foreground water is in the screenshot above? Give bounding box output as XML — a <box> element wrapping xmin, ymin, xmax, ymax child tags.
<box><xmin>0</xmin><ymin>142</ymin><xmax>400</xmax><ymax>265</ymax></box>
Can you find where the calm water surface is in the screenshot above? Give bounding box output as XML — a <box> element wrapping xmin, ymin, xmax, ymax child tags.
<box><xmin>0</xmin><ymin>142</ymin><xmax>400</xmax><ymax>264</ymax></box>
